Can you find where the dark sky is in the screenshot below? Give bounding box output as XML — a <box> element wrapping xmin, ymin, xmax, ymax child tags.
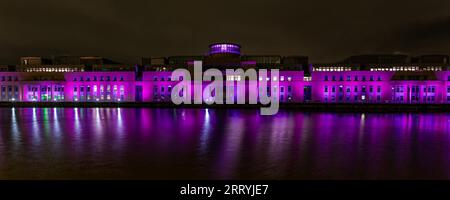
<box><xmin>1</xmin><ymin>0</ymin><xmax>450</xmax><ymax>64</ymax></box>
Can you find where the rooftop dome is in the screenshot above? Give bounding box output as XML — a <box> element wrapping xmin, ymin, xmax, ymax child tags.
<box><xmin>208</xmin><ymin>43</ymin><xmax>241</xmax><ymax>55</ymax></box>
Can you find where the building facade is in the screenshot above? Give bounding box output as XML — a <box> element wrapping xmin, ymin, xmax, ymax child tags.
<box><xmin>1</xmin><ymin>43</ymin><xmax>450</xmax><ymax>104</ymax></box>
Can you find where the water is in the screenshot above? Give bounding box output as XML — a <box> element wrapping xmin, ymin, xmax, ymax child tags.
<box><xmin>0</xmin><ymin>108</ymin><xmax>449</xmax><ymax>179</ymax></box>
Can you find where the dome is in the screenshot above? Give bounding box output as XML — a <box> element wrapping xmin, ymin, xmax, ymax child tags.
<box><xmin>208</xmin><ymin>43</ymin><xmax>241</xmax><ymax>55</ymax></box>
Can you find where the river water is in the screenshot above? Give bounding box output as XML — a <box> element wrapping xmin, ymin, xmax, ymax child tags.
<box><xmin>0</xmin><ymin>108</ymin><xmax>448</xmax><ymax>179</ymax></box>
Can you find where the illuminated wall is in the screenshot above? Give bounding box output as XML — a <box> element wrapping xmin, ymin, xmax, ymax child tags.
<box><xmin>0</xmin><ymin>70</ymin><xmax>449</xmax><ymax>104</ymax></box>
<box><xmin>311</xmin><ymin>71</ymin><xmax>394</xmax><ymax>103</ymax></box>
<box><xmin>142</xmin><ymin>71</ymin><xmax>305</xmax><ymax>103</ymax></box>
<box><xmin>0</xmin><ymin>72</ymin><xmax>21</xmax><ymax>101</ymax></box>
<box><xmin>64</xmin><ymin>72</ymin><xmax>135</xmax><ymax>102</ymax></box>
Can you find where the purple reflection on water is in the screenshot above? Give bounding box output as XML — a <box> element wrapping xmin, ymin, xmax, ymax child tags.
<box><xmin>0</xmin><ymin>108</ymin><xmax>449</xmax><ymax>179</ymax></box>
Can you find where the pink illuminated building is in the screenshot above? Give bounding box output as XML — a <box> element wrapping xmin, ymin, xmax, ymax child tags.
<box><xmin>0</xmin><ymin>44</ymin><xmax>449</xmax><ymax>104</ymax></box>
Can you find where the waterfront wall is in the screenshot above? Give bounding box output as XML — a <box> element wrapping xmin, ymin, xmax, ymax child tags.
<box><xmin>0</xmin><ymin>70</ymin><xmax>449</xmax><ymax>104</ymax></box>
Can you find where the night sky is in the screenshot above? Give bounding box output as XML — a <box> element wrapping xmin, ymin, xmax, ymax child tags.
<box><xmin>1</xmin><ymin>0</ymin><xmax>450</xmax><ymax>64</ymax></box>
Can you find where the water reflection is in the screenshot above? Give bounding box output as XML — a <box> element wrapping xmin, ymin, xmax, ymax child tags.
<box><xmin>0</xmin><ymin>108</ymin><xmax>449</xmax><ymax>179</ymax></box>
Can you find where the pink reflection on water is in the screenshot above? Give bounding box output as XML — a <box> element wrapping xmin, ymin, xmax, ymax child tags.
<box><xmin>0</xmin><ymin>108</ymin><xmax>449</xmax><ymax>179</ymax></box>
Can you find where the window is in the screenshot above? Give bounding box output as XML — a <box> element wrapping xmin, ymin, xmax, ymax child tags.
<box><xmin>346</xmin><ymin>76</ymin><xmax>351</xmax><ymax>81</ymax></box>
<box><xmin>377</xmin><ymin>76</ymin><xmax>381</xmax><ymax>81</ymax></box>
<box><xmin>369</xmin><ymin>86</ymin><xmax>373</xmax><ymax>93</ymax></box>
<box><xmin>324</xmin><ymin>86</ymin><xmax>328</xmax><ymax>92</ymax></box>
<box><xmin>339</xmin><ymin>76</ymin><xmax>343</xmax><ymax>81</ymax></box>
<box><xmin>94</xmin><ymin>76</ymin><xmax>97</xmax><ymax>81</ymax></box>
<box><xmin>370</xmin><ymin>76</ymin><xmax>374</xmax><ymax>81</ymax></box>
<box><xmin>354</xmin><ymin>76</ymin><xmax>358</xmax><ymax>81</ymax></box>
<box><xmin>324</xmin><ymin>76</ymin><xmax>328</xmax><ymax>81</ymax></box>
<box><xmin>362</xmin><ymin>76</ymin><xmax>366</xmax><ymax>81</ymax></box>
<box><xmin>113</xmin><ymin>77</ymin><xmax>117</xmax><ymax>81</ymax></box>
<box><xmin>354</xmin><ymin>86</ymin><xmax>358</xmax><ymax>92</ymax></box>
<box><xmin>332</xmin><ymin>76</ymin><xmax>336</xmax><ymax>81</ymax></box>
<box><xmin>120</xmin><ymin>76</ymin><xmax>124</xmax><ymax>81</ymax></box>
<box><xmin>377</xmin><ymin>86</ymin><xmax>381</xmax><ymax>93</ymax></box>
<box><xmin>153</xmin><ymin>76</ymin><xmax>158</xmax><ymax>81</ymax></box>
<box><xmin>74</xmin><ymin>87</ymin><xmax>77</xmax><ymax>92</ymax></box>
<box><xmin>288</xmin><ymin>86</ymin><xmax>292</xmax><ymax>92</ymax></box>
<box><xmin>280</xmin><ymin>87</ymin><xmax>284</xmax><ymax>92</ymax></box>
<box><xmin>100</xmin><ymin>76</ymin><xmax>104</xmax><ymax>81</ymax></box>
<box><xmin>332</xmin><ymin>86</ymin><xmax>335</xmax><ymax>92</ymax></box>
<box><xmin>427</xmin><ymin>86</ymin><xmax>435</xmax><ymax>93</ymax></box>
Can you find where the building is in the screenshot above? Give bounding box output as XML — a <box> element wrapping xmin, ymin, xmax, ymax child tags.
<box><xmin>0</xmin><ymin>43</ymin><xmax>449</xmax><ymax>104</ymax></box>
